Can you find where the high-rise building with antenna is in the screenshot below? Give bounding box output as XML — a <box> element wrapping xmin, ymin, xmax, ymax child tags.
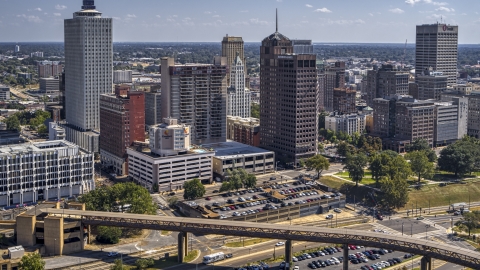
<box><xmin>415</xmin><ymin>23</ymin><xmax>458</xmax><ymax>86</ymax></box>
<box><xmin>260</xmin><ymin>10</ymin><xmax>318</xmax><ymax>166</ymax></box>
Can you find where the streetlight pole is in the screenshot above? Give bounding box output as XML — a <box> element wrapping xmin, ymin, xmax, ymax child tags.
<box><xmin>411</xmin><ymin>224</ymin><xmax>413</xmax><ymax>237</ymax></box>
<box><xmin>402</xmin><ymin>222</ymin><xmax>404</xmax><ymax>236</ymax></box>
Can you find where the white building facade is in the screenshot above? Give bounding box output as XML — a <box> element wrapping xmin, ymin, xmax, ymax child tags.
<box><xmin>64</xmin><ymin>0</ymin><xmax>113</xmax><ymax>132</ymax></box>
<box><xmin>0</xmin><ymin>140</ymin><xmax>94</xmax><ymax>207</ymax></box>
<box><xmin>227</xmin><ymin>54</ymin><xmax>251</xmax><ymax>118</ymax></box>
<box><xmin>325</xmin><ymin>114</ymin><xmax>366</xmax><ymax>136</ymax></box>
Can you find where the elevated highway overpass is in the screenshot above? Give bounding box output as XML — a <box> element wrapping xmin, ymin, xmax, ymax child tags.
<box><xmin>44</xmin><ymin>208</ymin><xmax>480</xmax><ymax>270</ymax></box>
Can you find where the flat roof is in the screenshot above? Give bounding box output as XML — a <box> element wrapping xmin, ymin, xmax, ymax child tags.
<box><xmin>202</xmin><ymin>141</ymin><xmax>273</xmax><ymax>159</ymax></box>
<box><xmin>0</xmin><ymin>140</ymin><xmax>79</xmax><ymax>156</ymax></box>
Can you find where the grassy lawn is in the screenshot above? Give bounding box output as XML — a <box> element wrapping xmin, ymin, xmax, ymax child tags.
<box><xmin>319</xmin><ymin>176</ymin><xmax>375</xmax><ymax>205</ymax></box>
<box><xmin>404</xmin><ymin>181</ymin><xmax>480</xmax><ymax>210</ymax></box>
<box><xmin>225</xmin><ymin>238</ymin><xmax>270</xmax><ymax>247</ymax></box>
<box><xmin>335</xmin><ymin>171</ymin><xmax>377</xmax><ymax>186</ymax></box>
<box><xmin>128</xmin><ymin>250</ymin><xmax>199</xmax><ymax>269</ymax></box>
<box><xmin>431</xmin><ymin>170</ymin><xmax>479</xmax><ymax>181</ymax></box>
<box><xmin>161</xmin><ymin>230</ymin><xmax>170</xmax><ymax>236</ymax></box>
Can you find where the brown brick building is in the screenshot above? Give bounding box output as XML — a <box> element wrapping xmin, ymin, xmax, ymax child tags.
<box><xmin>100</xmin><ymin>85</ymin><xmax>145</xmax><ymax>175</ymax></box>
<box><xmin>333</xmin><ymin>88</ymin><xmax>357</xmax><ymax>114</ymax></box>
<box><xmin>319</xmin><ymin>61</ymin><xmax>346</xmax><ymax>112</ymax></box>
<box><xmin>227</xmin><ymin>116</ymin><xmax>260</xmax><ymax>147</ymax></box>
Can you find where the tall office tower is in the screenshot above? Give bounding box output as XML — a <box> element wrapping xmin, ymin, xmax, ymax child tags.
<box><xmin>227</xmin><ymin>53</ymin><xmax>251</xmax><ymax>118</ymax></box>
<box><xmin>14</xmin><ymin>45</ymin><xmax>20</xmax><ymax>53</ymax></box>
<box><xmin>416</xmin><ymin>24</ymin><xmax>458</xmax><ymax>86</ymax></box>
<box><xmin>99</xmin><ymin>85</ymin><xmax>145</xmax><ymax>176</ymax></box>
<box><xmin>64</xmin><ymin>0</ymin><xmax>113</xmax><ymax>132</ymax></box>
<box><xmin>416</xmin><ymin>70</ymin><xmax>448</xmax><ymax>100</ymax></box>
<box><xmin>366</xmin><ymin>65</ymin><xmax>409</xmax><ymax>107</ymax></box>
<box><xmin>222</xmin><ymin>35</ymin><xmax>246</xmax><ymax>85</ymax></box>
<box><xmin>260</xmin><ymin>11</ymin><xmax>318</xmax><ymax>166</ymax></box>
<box><xmin>320</xmin><ymin>61</ymin><xmax>346</xmax><ymax>112</ymax></box>
<box><xmin>161</xmin><ymin>57</ymin><xmax>228</xmax><ymax>145</ymax></box>
<box><xmin>37</xmin><ymin>61</ymin><xmax>61</xmax><ymax>78</ymax></box>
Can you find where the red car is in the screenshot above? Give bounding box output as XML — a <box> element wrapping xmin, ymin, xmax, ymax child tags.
<box><xmin>205</xmin><ymin>197</ymin><xmax>211</xmax><ymax>201</ymax></box>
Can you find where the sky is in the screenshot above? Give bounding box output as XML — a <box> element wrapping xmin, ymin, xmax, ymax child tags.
<box><xmin>1</xmin><ymin>0</ymin><xmax>480</xmax><ymax>44</ymax></box>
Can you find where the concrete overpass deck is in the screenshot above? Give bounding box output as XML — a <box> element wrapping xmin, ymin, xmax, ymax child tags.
<box><xmin>43</xmin><ymin>208</ymin><xmax>480</xmax><ymax>269</ymax></box>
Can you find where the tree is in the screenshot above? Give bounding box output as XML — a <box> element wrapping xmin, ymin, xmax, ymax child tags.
<box><xmin>344</xmin><ymin>153</ymin><xmax>368</xmax><ymax>186</ymax></box>
<box><xmin>19</xmin><ymin>253</ymin><xmax>45</xmax><ymax>270</ymax></box>
<box><xmin>318</xmin><ymin>111</ymin><xmax>329</xmax><ymax>130</ymax></box>
<box><xmin>183</xmin><ymin>178</ymin><xmax>206</xmax><ymax>200</ymax></box>
<box><xmin>305</xmin><ymin>155</ymin><xmax>330</xmax><ymax>178</ymax></box>
<box><xmin>380</xmin><ymin>174</ymin><xmax>409</xmax><ymax>209</ymax></box>
<box><xmin>225</xmin><ymin>169</ymin><xmax>243</xmax><ymax>191</ymax></box>
<box><xmin>135</xmin><ymin>258</ymin><xmax>155</xmax><ymax>270</ymax></box>
<box><xmin>243</xmin><ymin>173</ymin><xmax>257</xmax><ymax>189</ymax></box>
<box><xmin>96</xmin><ymin>226</ymin><xmax>122</xmax><ymax>244</ymax></box>
<box><xmin>405</xmin><ymin>151</ymin><xmax>435</xmax><ymax>183</ymax></box>
<box><xmin>385</xmin><ymin>155</ymin><xmax>412</xmax><ymax>181</ymax></box>
<box><xmin>299</xmin><ymin>159</ymin><xmax>306</xmax><ymax>168</ymax></box>
<box><xmin>337</xmin><ymin>141</ymin><xmax>355</xmax><ymax>157</ymax></box>
<box><xmin>438</xmin><ymin>140</ymin><xmax>480</xmax><ymax>176</ymax></box>
<box><xmin>219</xmin><ymin>181</ymin><xmax>232</xmax><ymax>193</ymax></box>
<box><xmin>455</xmin><ymin>212</ymin><xmax>480</xmax><ymax>236</ymax></box>
<box><xmin>79</xmin><ymin>182</ymin><xmax>157</xmax><ymax>215</ymax></box>
<box><xmin>369</xmin><ymin>152</ymin><xmax>395</xmax><ymax>188</ymax></box>
<box><xmin>110</xmin><ymin>259</ymin><xmax>128</xmax><ymax>270</ymax></box>
<box><xmin>406</xmin><ymin>138</ymin><xmax>437</xmax><ymax>162</ymax></box>
<box><xmin>251</xmin><ymin>103</ymin><xmax>260</xmax><ymax>118</ymax></box>
<box><xmin>5</xmin><ymin>115</ymin><xmax>21</xmax><ymax>132</ymax></box>
<box><xmin>317</xmin><ymin>143</ymin><xmax>325</xmax><ymax>153</ymax></box>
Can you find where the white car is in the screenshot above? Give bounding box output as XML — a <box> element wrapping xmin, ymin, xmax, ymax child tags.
<box><xmin>293</xmin><ymin>266</ymin><xmax>300</xmax><ymax>270</ymax></box>
<box><xmin>107</xmin><ymin>251</ymin><xmax>118</xmax><ymax>257</ymax></box>
<box><xmin>304</xmin><ymin>253</ymin><xmax>311</xmax><ymax>259</ymax></box>
<box><xmin>381</xmin><ymin>261</ymin><xmax>390</xmax><ymax>267</ymax></box>
<box><xmin>275</xmin><ymin>241</ymin><xmax>285</xmax><ymax>246</ymax></box>
<box><xmin>292</xmin><ymin>256</ymin><xmax>298</xmax><ymax>262</ymax></box>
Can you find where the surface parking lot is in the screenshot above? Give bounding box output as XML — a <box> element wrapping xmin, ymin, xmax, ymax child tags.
<box><xmin>185</xmin><ymin>182</ymin><xmax>342</xmax><ymax>219</ymax></box>
<box><xmin>237</xmin><ymin>245</ymin><xmax>410</xmax><ymax>270</ymax></box>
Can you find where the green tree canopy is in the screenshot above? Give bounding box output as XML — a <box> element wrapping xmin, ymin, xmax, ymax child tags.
<box><xmin>405</xmin><ymin>138</ymin><xmax>437</xmax><ymax>162</ymax></box>
<box><xmin>96</xmin><ymin>226</ymin><xmax>122</xmax><ymax>244</ymax></box>
<box><xmin>337</xmin><ymin>141</ymin><xmax>355</xmax><ymax>157</ymax></box>
<box><xmin>135</xmin><ymin>258</ymin><xmax>155</xmax><ymax>270</ymax></box>
<box><xmin>5</xmin><ymin>114</ymin><xmax>21</xmax><ymax>132</ymax></box>
<box><xmin>380</xmin><ymin>174</ymin><xmax>409</xmax><ymax>209</ymax></box>
<box><xmin>455</xmin><ymin>211</ymin><xmax>480</xmax><ymax>236</ymax></box>
<box><xmin>438</xmin><ymin>140</ymin><xmax>480</xmax><ymax>176</ymax></box>
<box><xmin>369</xmin><ymin>151</ymin><xmax>395</xmax><ymax>188</ymax></box>
<box><xmin>385</xmin><ymin>155</ymin><xmax>412</xmax><ymax>181</ymax></box>
<box><xmin>110</xmin><ymin>259</ymin><xmax>128</xmax><ymax>270</ymax></box>
<box><xmin>251</xmin><ymin>103</ymin><xmax>260</xmax><ymax>118</ymax></box>
<box><xmin>405</xmin><ymin>151</ymin><xmax>435</xmax><ymax>183</ymax></box>
<box><xmin>79</xmin><ymin>182</ymin><xmax>156</xmax><ymax>215</ymax></box>
<box><xmin>305</xmin><ymin>154</ymin><xmax>330</xmax><ymax>178</ymax></box>
<box><xmin>20</xmin><ymin>253</ymin><xmax>45</xmax><ymax>270</ymax></box>
<box><xmin>344</xmin><ymin>153</ymin><xmax>368</xmax><ymax>186</ymax></box>
<box><xmin>183</xmin><ymin>178</ymin><xmax>206</xmax><ymax>200</ymax></box>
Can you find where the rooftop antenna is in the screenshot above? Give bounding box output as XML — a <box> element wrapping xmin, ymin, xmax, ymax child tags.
<box><xmin>276</xmin><ymin>8</ymin><xmax>278</xmax><ymax>32</ymax></box>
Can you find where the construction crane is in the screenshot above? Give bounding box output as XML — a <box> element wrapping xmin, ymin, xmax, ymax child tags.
<box><xmin>402</xmin><ymin>39</ymin><xmax>407</xmax><ymax>69</ymax></box>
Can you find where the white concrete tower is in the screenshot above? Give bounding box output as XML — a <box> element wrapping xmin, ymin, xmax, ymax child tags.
<box><xmin>227</xmin><ymin>53</ymin><xmax>251</xmax><ymax>118</ymax></box>
<box><xmin>64</xmin><ymin>0</ymin><xmax>113</xmax><ymax>131</ymax></box>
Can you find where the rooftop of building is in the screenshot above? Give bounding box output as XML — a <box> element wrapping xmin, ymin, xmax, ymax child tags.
<box><xmin>128</xmin><ymin>143</ymin><xmax>214</xmax><ymax>159</ymax></box>
<box><xmin>0</xmin><ymin>140</ymin><xmax>81</xmax><ymax>156</ymax></box>
<box><xmin>202</xmin><ymin>141</ymin><xmax>274</xmax><ymax>160</ymax></box>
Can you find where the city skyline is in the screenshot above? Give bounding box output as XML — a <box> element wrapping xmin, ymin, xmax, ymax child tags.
<box><xmin>1</xmin><ymin>0</ymin><xmax>480</xmax><ymax>43</ymax></box>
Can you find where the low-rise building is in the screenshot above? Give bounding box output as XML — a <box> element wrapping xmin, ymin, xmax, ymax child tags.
<box><xmin>325</xmin><ymin>113</ymin><xmax>366</xmax><ymax>136</ymax></box>
<box><xmin>0</xmin><ymin>84</ymin><xmax>10</xmax><ymax>100</ymax></box>
<box><xmin>227</xmin><ymin>116</ymin><xmax>260</xmax><ymax>147</ymax></box>
<box><xmin>113</xmin><ymin>70</ymin><xmax>133</xmax><ymax>84</ymax></box>
<box><xmin>39</xmin><ymin>77</ymin><xmax>60</xmax><ymax>93</ymax></box>
<box><xmin>204</xmin><ymin>141</ymin><xmax>275</xmax><ymax>178</ymax></box>
<box><xmin>128</xmin><ymin>118</ymin><xmax>214</xmax><ymax>191</ymax></box>
<box><xmin>416</xmin><ymin>70</ymin><xmax>448</xmax><ymax>100</ymax></box>
<box><xmin>0</xmin><ymin>130</ymin><xmax>24</xmax><ymax>145</ymax></box>
<box><xmin>0</xmin><ymin>140</ymin><xmax>94</xmax><ymax>207</ymax></box>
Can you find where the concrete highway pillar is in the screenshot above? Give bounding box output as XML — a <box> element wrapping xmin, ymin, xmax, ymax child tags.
<box><xmin>285</xmin><ymin>240</ymin><xmax>292</xmax><ymax>265</ymax></box>
<box><xmin>343</xmin><ymin>244</ymin><xmax>349</xmax><ymax>270</ymax></box>
<box><xmin>420</xmin><ymin>256</ymin><xmax>432</xmax><ymax>270</ymax></box>
<box><xmin>184</xmin><ymin>232</ymin><xmax>189</xmax><ymax>256</ymax></box>
<box><xmin>177</xmin><ymin>232</ymin><xmax>185</xmax><ymax>263</ymax></box>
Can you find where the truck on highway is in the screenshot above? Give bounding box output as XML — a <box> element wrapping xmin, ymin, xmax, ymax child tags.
<box><xmin>202</xmin><ymin>252</ymin><xmax>225</xmax><ymax>264</ymax></box>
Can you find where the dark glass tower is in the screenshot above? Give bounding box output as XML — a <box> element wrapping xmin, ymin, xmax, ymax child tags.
<box><xmin>259</xmin><ymin>10</ymin><xmax>318</xmax><ymax>166</ymax></box>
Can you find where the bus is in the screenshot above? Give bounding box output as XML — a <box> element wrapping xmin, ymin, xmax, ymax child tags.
<box><xmin>202</xmin><ymin>252</ymin><xmax>225</xmax><ymax>264</ymax></box>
